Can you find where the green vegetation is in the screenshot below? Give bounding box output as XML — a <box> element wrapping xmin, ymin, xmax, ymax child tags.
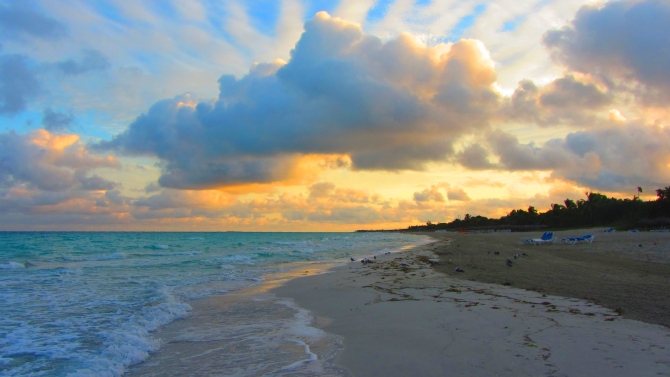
<box><xmin>406</xmin><ymin>186</ymin><xmax>670</xmax><ymax>232</ymax></box>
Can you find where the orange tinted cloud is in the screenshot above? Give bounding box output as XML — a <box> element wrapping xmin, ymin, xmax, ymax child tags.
<box><xmin>95</xmin><ymin>12</ymin><xmax>501</xmax><ymax>189</ymax></box>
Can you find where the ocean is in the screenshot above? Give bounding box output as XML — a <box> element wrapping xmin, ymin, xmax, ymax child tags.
<box><xmin>0</xmin><ymin>232</ymin><xmax>430</xmax><ymax>376</ymax></box>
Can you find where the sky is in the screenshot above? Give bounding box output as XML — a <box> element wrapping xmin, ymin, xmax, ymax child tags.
<box><xmin>0</xmin><ymin>0</ymin><xmax>669</xmax><ymax>231</ymax></box>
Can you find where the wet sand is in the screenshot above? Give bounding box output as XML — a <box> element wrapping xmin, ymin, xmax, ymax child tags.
<box><xmin>273</xmin><ymin>230</ymin><xmax>670</xmax><ymax>376</ymax></box>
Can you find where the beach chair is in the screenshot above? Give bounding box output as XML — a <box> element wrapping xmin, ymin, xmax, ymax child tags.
<box><xmin>528</xmin><ymin>231</ymin><xmax>554</xmax><ymax>245</ymax></box>
<box><xmin>561</xmin><ymin>236</ymin><xmax>579</xmax><ymax>244</ymax></box>
<box><xmin>604</xmin><ymin>227</ymin><xmax>615</xmax><ymax>233</ymax></box>
<box><xmin>562</xmin><ymin>234</ymin><xmax>595</xmax><ymax>244</ymax></box>
<box><xmin>576</xmin><ymin>234</ymin><xmax>595</xmax><ymax>244</ymax></box>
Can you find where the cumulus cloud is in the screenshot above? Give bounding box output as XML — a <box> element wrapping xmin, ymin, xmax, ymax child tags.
<box><xmin>96</xmin><ymin>12</ymin><xmax>500</xmax><ymax>188</ymax></box>
<box><xmin>0</xmin><ymin>54</ymin><xmax>40</xmax><ymax>115</ymax></box>
<box><xmin>413</xmin><ymin>185</ymin><xmax>445</xmax><ymax>203</ymax></box>
<box><xmin>55</xmin><ymin>49</ymin><xmax>111</xmax><ymax>76</ymax></box>
<box><xmin>501</xmin><ymin>75</ymin><xmax>611</xmax><ymax>126</ymax></box>
<box><xmin>134</xmin><ymin>189</ymin><xmax>234</xmax><ymax>211</ymax></box>
<box><xmin>308</xmin><ymin>182</ymin><xmax>377</xmax><ymax>204</ymax></box>
<box><xmin>455</xmin><ymin>143</ymin><xmax>495</xmax><ymax>170</ymax></box>
<box><xmin>481</xmin><ymin>122</ymin><xmax>670</xmax><ymax>191</ymax></box>
<box><xmin>0</xmin><ymin>129</ymin><xmax>120</xmax><ymax>192</ymax></box>
<box><xmin>447</xmin><ymin>187</ymin><xmax>471</xmax><ymax>201</ymax></box>
<box><xmin>411</xmin><ymin>182</ymin><xmax>471</xmax><ymax>203</ymax></box>
<box><xmin>42</xmin><ymin>108</ymin><xmax>75</xmax><ymax>131</ymax></box>
<box><xmin>544</xmin><ymin>0</ymin><xmax>670</xmax><ymax>103</ymax></box>
<box><xmin>131</xmin><ymin>184</ymin><xmax>383</xmax><ymax>225</ymax></box>
<box><xmin>0</xmin><ymin>2</ymin><xmax>67</xmax><ymax>41</ymax></box>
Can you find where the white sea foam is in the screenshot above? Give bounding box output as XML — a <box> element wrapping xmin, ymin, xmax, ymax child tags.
<box><xmin>275</xmin><ymin>339</ymin><xmax>318</xmax><ymax>372</ymax></box>
<box><xmin>68</xmin><ymin>300</ymin><xmax>192</xmax><ymax>377</ymax></box>
<box><xmin>218</xmin><ymin>254</ymin><xmax>256</xmax><ymax>265</ymax></box>
<box><xmin>0</xmin><ymin>261</ymin><xmax>25</xmax><ymax>269</ymax></box>
<box><xmin>0</xmin><ymin>231</ymin><xmax>428</xmax><ymax>376</ymax></box>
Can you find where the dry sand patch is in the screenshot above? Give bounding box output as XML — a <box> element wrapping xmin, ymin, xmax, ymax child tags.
<box><xmin>427</xmin><ymin>230</ymin><xmax>670</xmax><ymax>327</ymax></box>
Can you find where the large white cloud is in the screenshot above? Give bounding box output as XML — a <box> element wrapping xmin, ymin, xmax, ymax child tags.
<box><xmin>96</xmin><ymin>12</ymin><xmax>500</xmax><ymax>189</ymax></box>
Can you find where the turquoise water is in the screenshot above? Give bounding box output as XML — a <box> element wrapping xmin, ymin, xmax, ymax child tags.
<box><xmin>0</xmin><ymin>232</ymin><xmax>428</xmax><ymax>376</ymax></box>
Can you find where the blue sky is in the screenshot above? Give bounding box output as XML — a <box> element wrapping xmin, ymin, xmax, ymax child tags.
<box><xmin>1</xmin><ymin>0</ymin><xmax>669</xmax><ymax>230</ymax></box>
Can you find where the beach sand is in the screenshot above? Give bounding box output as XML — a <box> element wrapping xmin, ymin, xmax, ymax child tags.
<box><xmin>273</xmin><ymin>230</ymin><xmax>670</xmax><ymax>377</ymax></box>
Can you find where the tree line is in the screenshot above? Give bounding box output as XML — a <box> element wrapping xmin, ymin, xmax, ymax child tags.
<box><xmin>406</xmin><ymin>186</ymin><xmax>670</xmax><ymax>232</ymax></box>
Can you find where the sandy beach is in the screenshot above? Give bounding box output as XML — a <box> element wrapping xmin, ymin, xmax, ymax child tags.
<box><xmin>273</xmin><ymin>230</ymin><xmax>670</xmax><ymax>376</ymax></box>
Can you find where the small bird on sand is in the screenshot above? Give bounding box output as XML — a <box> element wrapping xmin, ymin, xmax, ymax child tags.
<box><xmin>513</xmin><ymin>254</ymin><xmax>519</xmax><ymax>259</ymax></box>
<box><xmin>455</xmin><ymin>267</ymin><xmax>464</xmax><ymax>273</ymax></box>
<box><xmin>494</xmin><ymin>251</ymin><xmax>500</xmax><ymax>255</ymax></box>
<box><xmin>506</xmin><ymin>259</ymin><xmax>513</xmax><ymax>267</ymax></box>
<box><xmin>400</xmin><ymin>262</ymin><xmax>410</xmax><ymax>267</ymax></box>
<box><xmin>487</xmin><ymin>250</ymin><xmax>491</xmax><ymax>254</ymax></box>
<box><xmin>351</xmin><ymin>258</ymin><xmax>356</xmax><ymax>261</ymax></box>
<box><xmin>521</xmin><ymin>252</ymin><xmax>528</xmax><ymax>257</ymax></box>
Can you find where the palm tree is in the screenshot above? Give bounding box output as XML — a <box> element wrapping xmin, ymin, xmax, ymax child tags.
<box><xmin>637</xmin><ymin>187</ymin><xmax>643</xmax><ymax>200</ymax></box>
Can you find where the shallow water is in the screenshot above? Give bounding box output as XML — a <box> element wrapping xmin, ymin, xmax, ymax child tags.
<box><xmin>0</xmin><ymin>232</ymin><xmax>429</xmax><ymax>376</ymax></box>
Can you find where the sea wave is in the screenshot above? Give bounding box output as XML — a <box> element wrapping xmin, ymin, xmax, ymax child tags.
<box><xmin>63</xmin><ymin>252</ymin><xmax>126</xmax><ymax>262</ymax></box>
<box><xmin>69</xmin><ymin>300</ymin><xmax>192</xmax><ymax>377</ymax></box>
<box><xmin>0</xmin><ymin>261</ymin><xmax>25</xmax><ymax>269</ymax></box>
<box><xmin>138</xmin><ymin>251</ymin><xmax>202</xmax><ymax>257</ymax></box>
<box><xmin>143</xmin><ymin>244</ymin><xmax>169</xmax><ymax>250</ymax></box>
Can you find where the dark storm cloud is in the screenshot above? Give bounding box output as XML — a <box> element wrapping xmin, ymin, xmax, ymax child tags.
<box><xmin>0</xmin><ymin>54</ymin><xmax>40</xmax><ymax>115</ymax></box>
<box><xmin>544</xmin><ymin>0</ymin><xmax>670</xmax><ymax>102</ymax></box>
<box><xmin>0</xmin><ymin>2</ymin><xmax>67</xmax><ymax>41</ymax></box>
<box><xmin>95</xmin><ymin>12</ymin><xmax>500</xmax><ymax>189</ymax></box>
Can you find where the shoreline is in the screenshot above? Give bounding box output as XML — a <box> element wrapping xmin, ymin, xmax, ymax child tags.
<box><xmin>126</xmin><ymin>260</ymin><xmax>351</xmax><ymax>377</ymax></box>
<box><xmin>272</xmin><ymin>230</ymin><xmax>670</xmax><ymax>376</ymax></box>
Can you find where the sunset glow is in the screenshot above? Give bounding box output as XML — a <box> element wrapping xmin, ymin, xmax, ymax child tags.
<box><xmin>1</xmin><ymin>0</ymin><xmax>669</xmax><ymax>231</ymax></box>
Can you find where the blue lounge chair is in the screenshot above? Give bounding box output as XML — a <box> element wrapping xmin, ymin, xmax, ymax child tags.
<box><xmin>562</xmin><ymin>234</ymin><xmax>595</xmax><ymax>244</ymax></box>
<box><xmin>577</xmin><ymin>234</ymin><xmax>595</xmax><ymax>243</ymax></box>
<box><xmin>523</xmin><ymin>231</ymin><xmax>554</xmax><ymax>245</ymax></box>
<box><xmin>561</xmin><ymin>237</ymin><xmax>578</xmax><ymax>244</ymax></box>
<box><xmin>604</xmin><ymin>228</ymin><xmax>615</xmax><ymax>233</ymax></box>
